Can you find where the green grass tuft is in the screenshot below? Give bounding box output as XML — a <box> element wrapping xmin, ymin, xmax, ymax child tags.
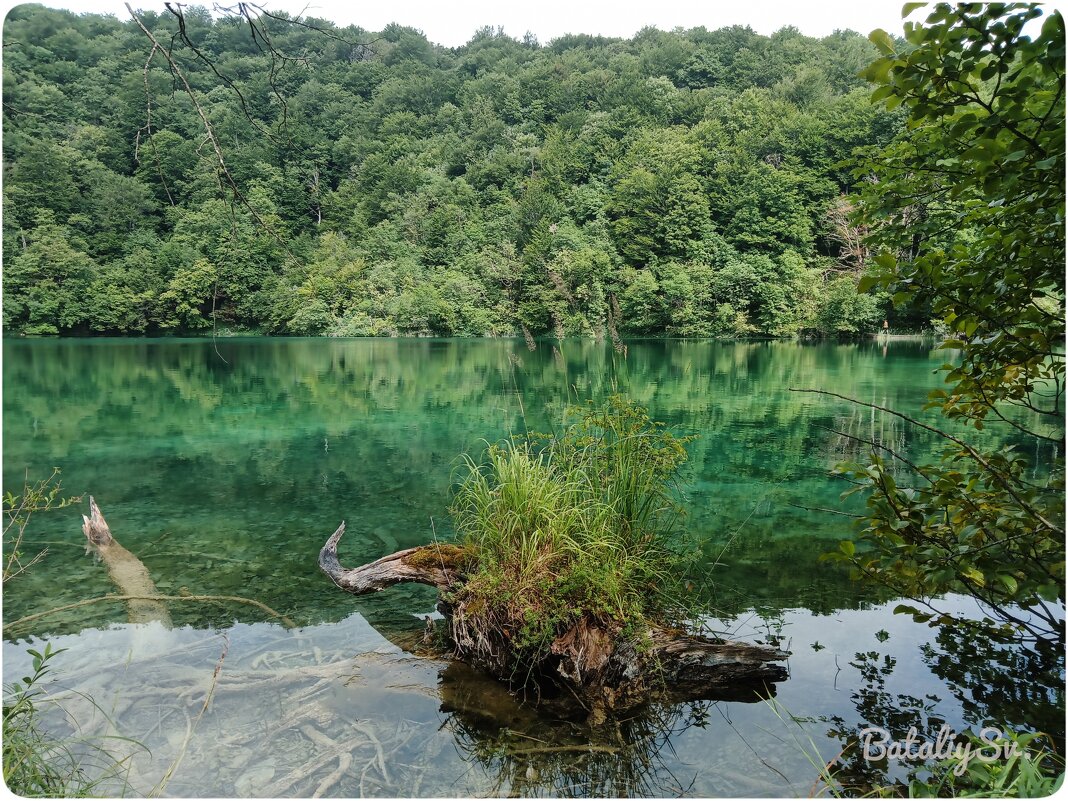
<box><xmin>448</xmin><ymin>395</ymin><xmax>700</xmax><ymax>667</ymax></box>
<box><xmin>3</xmin><ymin>643</ymin><xmax>141</xmax><ymax>797</ymax></box>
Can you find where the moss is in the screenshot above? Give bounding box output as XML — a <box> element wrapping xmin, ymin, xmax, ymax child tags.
<box><xmin>403</xmin><ymin>542</ymin><xmax>471</xmax><ymax>572</ymax></box>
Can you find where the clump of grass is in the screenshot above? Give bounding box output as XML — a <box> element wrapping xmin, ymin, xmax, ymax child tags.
<box><xmin>447</xmin><ymin>396</ymin><xmax>699</xmax><ymax>676</ymax></box>
<box><xmin>3</xmin><ymin>643</ymin><xmax>141</xmax><ymax>797</ymax></box>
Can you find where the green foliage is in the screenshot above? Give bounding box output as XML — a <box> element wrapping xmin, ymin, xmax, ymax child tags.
<box><xmin>448</xmin><ymin>396</ymin><xmax>698</xmax><ymax>664</ymax></box>
<box><xmin>2</xmin><ymin>5</ymin><xmax>901</xmax><ymax>338</ymax></box>
<box><xmin>3</xmin><ymin>643</ymin><xmax>140</xmax><ymax>797</ymax></box>
<box><xmin>814</xmin><ymin>274</ymin><xmax>884</xmax><ymax>336</ymax></box>
<box><xmin>771</xmin><ymin>699</ymin><xmax>1064</xmax><ymax>798</ymax></box>
<box><xmin>904</xmin><ymin>730</ymin><xmax>1064</xmax><ymax>798</ymax></box>
<box><xmin>857</xmin><ymin>3</ymin><xmax>1065</xmax><ymax>424</ymax></box>
<box><xmin>832</xmin><ymin>3</ymin><xmax>1065</xmax><ymax>643</ymax></box>
<box><xmin>3</xmin><ymin>469</ymin><xmax>82</xmax><ymax>584</ymax></box>
<box><xmin>828</xmin><ymin>443</ymin><xmax>1064</xmax><ymax>641</ymax></box>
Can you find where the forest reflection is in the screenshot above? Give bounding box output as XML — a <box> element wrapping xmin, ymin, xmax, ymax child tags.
<box><xmin>4</xmin><ymin>337</ymin><xmax>1054</xmax><ymax>635</ymax></box>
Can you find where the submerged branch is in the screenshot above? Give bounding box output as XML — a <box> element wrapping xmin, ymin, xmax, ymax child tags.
<box><xmin>3</xmin><ymin>593</ymin><xmax>296</xmax><ymax>633</ymax></box>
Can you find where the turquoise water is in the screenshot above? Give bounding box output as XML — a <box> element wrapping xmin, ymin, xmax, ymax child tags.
<box><xmin>2</xmin><ymin>337</ymin><xmax>1061</xmax><ymax>796</ymax></box>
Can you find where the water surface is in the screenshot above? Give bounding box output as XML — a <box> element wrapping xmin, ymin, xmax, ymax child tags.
<box><xmin>3</xmin><ymin>337</ymin><xmax>1061</xmax><ymax>796</ymax></box>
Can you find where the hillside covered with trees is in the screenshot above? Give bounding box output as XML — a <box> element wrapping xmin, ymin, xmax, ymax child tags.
<box><xmin>3</xmin><ymin>4</ymin><xmax>909</xmax><ymax>337</ymax></box>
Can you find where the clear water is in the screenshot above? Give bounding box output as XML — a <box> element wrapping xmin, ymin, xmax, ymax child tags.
<box><xmin>2</xmin><ymin>337</ymin><xmax>1062</xmax><ymax>796</ymax></box>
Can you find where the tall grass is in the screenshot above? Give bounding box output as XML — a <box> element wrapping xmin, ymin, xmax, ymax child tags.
<box><xmin>3</xmin><ymin>643</ymin><xmax>141</xmax><ymax>797</ymax></box>
<box><xmin>448</xmin><ymin>396</ymin><xmax>699</xmax><ymax>665</ymax></box>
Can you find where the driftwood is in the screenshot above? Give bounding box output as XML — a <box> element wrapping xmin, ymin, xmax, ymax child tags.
<box><xmin>83</xmin><ymin>496</ymin><xmax>172</xmax><ymax>626</ymax></box>
<box><xmin>319</xmin><ymin>522</ymin><xmax>788</xmax><ymax>720</ymax></box>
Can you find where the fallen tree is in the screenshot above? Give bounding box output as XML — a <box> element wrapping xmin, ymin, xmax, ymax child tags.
<box><xmin>319</xmin><ymin>397</ymin><xmax>789</xmax><ymax>721</ymax></box>
<box><xmin>320</xmin><ymin>524</ymin><xmax>788</xmax><ymax>720</ymax></box>
<box><xmin>62</xmin><ymin>497</ymin><xmax>297</xmax><ymax>632</ymax></box>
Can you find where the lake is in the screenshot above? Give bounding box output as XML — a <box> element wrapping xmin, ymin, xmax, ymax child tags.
<box><xmin>3</xmin><ymin>337</ymin><xmax>1062</xmax><ymax>796</ymax></box>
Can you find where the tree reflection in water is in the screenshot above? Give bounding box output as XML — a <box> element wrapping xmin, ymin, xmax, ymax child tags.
<box><xmin>435</xmin><ymin>659</ymin><xmax>777</xmax><ymax>797</ymax></box>
<box><xmin>818</xmin><ymin>630</ymin><xmax>1064</xmax><ymax>795</ymax></box>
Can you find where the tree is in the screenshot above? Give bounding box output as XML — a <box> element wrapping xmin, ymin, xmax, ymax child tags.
<box><xmin>2</xmin><ymin>4</ymin><xmax>906</xmax><ymax>338</ymax></box>
<box><xmin>824</xmin><ymin>3</ymin><xmax>1065</xmax><ymax>644</ymax></box>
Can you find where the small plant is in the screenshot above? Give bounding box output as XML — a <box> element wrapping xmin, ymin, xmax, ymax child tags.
<box><xmin>448</xmin><ymin>395</ymin><xmax>700</xmax><ymax>677</ymax></box>
<box><xmin>3</xmin><ymin>469</ymin><xmax>82</xmax><ymax>584</ymax></box>
<box><xmin>3</xmin><ymin>643</ymin><xmax>144</xmax><ymax>797</ymax></box>
<box><xmin>905</xmin><ymin>729</ymin><xmax>1064</xmax><ymax>799</ymax></box>
<box><xmin>767</xmin><ymin>698</ymin><xmax>1065</xmax><ymax>799</ymax></box>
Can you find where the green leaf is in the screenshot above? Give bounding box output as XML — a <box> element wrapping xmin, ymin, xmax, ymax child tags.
<box><xmin>902</xmin><ymin>2</ymin><xmax>925</xmax><ymax>16</ymax></box>
<box><xmin>840</xmin><ymin>540</ymin><xmax>856</xmax><ymax>557</ymax></box>
<box><xmin>873</xmin><ymin>252</ymin><xmax>897</xmax><ymax>270</ymax></box>
<box><xmin>997</xmin><ymin>574</ymin><xmax>1018</xmax><ymax>594</ymax></box>
<box><xmin>870</xmin><ymin>85</ymin><xmax>896</xmax><ymax>103</ymax></box>
<box><xmin>857</xmin><ymin>275</ymin><xmax>879</xmax><ymax>293</ymax></box>
<box><xmin>868</xmin><ymin>29</ymin><xmax>897</xmax><ymax>55</ymax></box>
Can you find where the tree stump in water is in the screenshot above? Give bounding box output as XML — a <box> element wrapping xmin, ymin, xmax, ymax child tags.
<box><xmin>83</xmin><ymin>496</ymin><xmax>172</xmax><ymax>626</ymax></box>
<box><xmin>319</xmin><ymin>522</ymin><xmax>788</xmax><ymax>721</ymax></box>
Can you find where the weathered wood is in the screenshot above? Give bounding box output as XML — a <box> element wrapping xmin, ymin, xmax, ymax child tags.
<box><xmin>318</xmin><ymin>522</ymin><xmax>465</xmax><ymax>594</ymax></box>
<box><xmin>83</xmin><ymin>496</ymin><xmax>172</xmax><ymax>626</ymax></box>
<box><xmin>318</xmin><ymin>523</ymin><xmax>789</xmax><ymax>718</ymax></box>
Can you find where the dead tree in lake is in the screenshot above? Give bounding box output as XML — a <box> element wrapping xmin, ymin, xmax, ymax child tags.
<box><xmin>319</xmin><ymin>522</ymin><xmax>789</xmax><ymax>722</ymax></box>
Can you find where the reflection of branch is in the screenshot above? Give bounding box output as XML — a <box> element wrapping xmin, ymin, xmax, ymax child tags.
<box><xmin>785</xmin><ymin>502</ymin><xmax>862</xmax><ymax>519</ymax></box>
<box><xmin>442</xmin><ymin>679</ymin><xmax>714</xmax><ymax>797</ymax></box>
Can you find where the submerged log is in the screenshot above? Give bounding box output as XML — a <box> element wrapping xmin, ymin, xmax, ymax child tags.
<box><xmin>83</xmin><ymin>496</ymin><xmax>172</xmax><ymax>626</ymax></box>
<box><xmin>319</xmin><ymin>523</ymin><xmax>788</xmax><ymax>720</ymax></box>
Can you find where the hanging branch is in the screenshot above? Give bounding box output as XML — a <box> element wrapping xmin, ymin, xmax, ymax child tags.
<box><xmin>134</xmin><ymin>43</ymin><xmax>176</xmax><ymax>207</ymax></box>
<box><xmin>790</xmin><ymin>387</ymin><xmax>1064</xmax><ymax>536</ymax></box>
<box><xmin>125</xmin><ymin>3</ymin><xmax>294</xmax><ymax>257</ymax></box>
<box><xmin>162</xmin><ymin>1</ymin><xmax>279</xmax><ymax>142</ymax></box>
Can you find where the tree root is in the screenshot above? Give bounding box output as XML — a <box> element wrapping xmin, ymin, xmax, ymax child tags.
<box><xmin>319</xmin><ymin>524</ymin><xmax>789</xmax><ymax>718</ymax></box>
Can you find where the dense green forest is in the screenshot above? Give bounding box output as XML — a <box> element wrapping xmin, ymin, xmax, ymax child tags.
<box><xmin>3</xmin><ymin>4</ymin><xmax>915</xmax><ymax>337</ymax></box>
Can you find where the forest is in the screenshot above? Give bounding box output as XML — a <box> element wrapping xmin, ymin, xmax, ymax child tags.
<box><xmin>3</xmin><ymin>4</ymin><xmax>911</xmax><ymax>338</ymax></box>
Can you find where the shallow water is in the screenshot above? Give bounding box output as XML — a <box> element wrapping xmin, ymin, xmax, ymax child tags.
<box><xmin>3</xmin><ymin>337</ymin><xmax>1062</xmax><ymax>796</ymax></box>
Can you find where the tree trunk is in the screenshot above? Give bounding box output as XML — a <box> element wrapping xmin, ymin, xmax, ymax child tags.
<box><xmin>319</xmin><ymin>523</ymin><xmax>788</xmax><ymax>720</ymax></box>
<box><xmin>83</xmin><ymin>496</ymin><xmax>172</xmax><ymax>626</ymax></box>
